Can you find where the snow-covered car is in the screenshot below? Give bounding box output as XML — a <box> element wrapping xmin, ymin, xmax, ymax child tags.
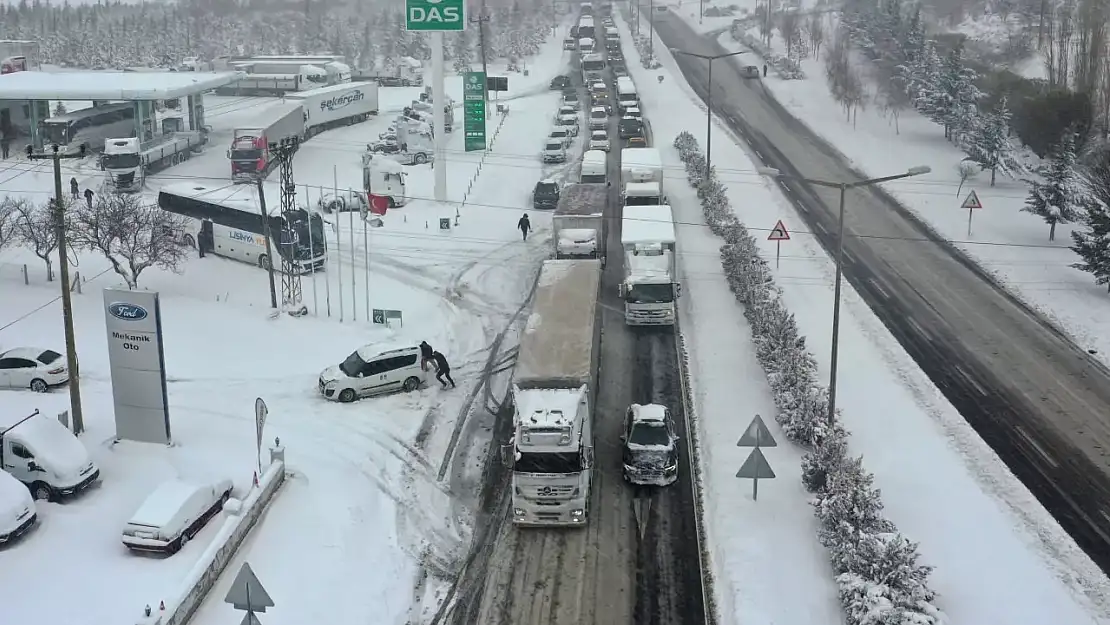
<box><xmin>561</xmin><ymin>92</ymin><xmax>581</xmax><ymax>110</ymax></box>
<box><xmin>563</xmin><ymin>37</ymin><xmax>576</xmax><ymax>50</ymax></box>
<box><xmin>543</xmin><ymin>139</ymin><xmax>568</xmax><ymax>163</ymax></box>
<box><xmin>623</xmin><ymin>106</ymin><xmax>642</xmax><ymax>120</ymax></box>
<box><xmin>318</xmin><ymin>189</ymin><xmax>367</xmax><ymax>214</ymax></box>
<box><xmin>319</xmin><ymin>344</ymin><xmax>426</xmax><ymax>402</ymax></box>
<box><xmin>589</xmin><ymin>106</ymin><xmax>609</xmax><ymax>130</ymax></box>
<box><xmin>589</xmin><ymin>130</ymin><xmax>610</xmax><ymax>152</ymax></box>
<box><xmin>557</xmin><ymin>113</ymin><xmax>580</xmax><ymax>135</ymax></box>
<box><xmin>0</xmin><ymin>348</ymin><xmax>68</xmax><ymax>393</ymax></box>
<box><xmin>621</xmin><ymin>403</ymin><xmax>679</xmax><ymax>486</ymax></box>
<box><xmin>549</xmin><ymin>126</ymin><xmax>573</xmax><ymax>146</ymax></box>
<box><xmin>0</xmin><ymin>412</ymin><xmax>100</xmax><ymax>501</ymax></box>
<box><xmin>121</xmin><ymin>478</ymin><xmax>233</xmax><ymax>554</ymax></box>
<box><xmin>627</xmin><ymin>135</ymin><xmax>647</xmax><ymax>147</ymax></box>
<box><xmin>0</xmin><ymin>471</ymin><xmax>36</xmax><ymax>545</ymax></box>
<box><xmin>550</xmin><ymin>75</ymin><xmax>571</xmax><ymax>90</ymax></box>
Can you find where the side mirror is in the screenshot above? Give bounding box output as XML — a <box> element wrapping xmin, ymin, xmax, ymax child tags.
<box><xmin>500</xmin><ymin>444</ymin><xmax>515</xmax><ymax>468</ymax></box>
<box><xmin>675</xmin><ymin>283</ymin><xmax>682</xmax><ymax>297</ymax></box>
<box><xmin>28</xmin><ymin>461</ymin><xmax>43</xmax><ymax>473</ymax></box>
<box><xmin>618</xmin><ymin>283</ymin><xmax>626</xmax><ymax>298</ymax></box>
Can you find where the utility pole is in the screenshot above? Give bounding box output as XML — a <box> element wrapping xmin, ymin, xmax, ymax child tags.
<box><xmin>470</xmin><ymin>0</ymin><xmax>491</xmax><ymax>106</ymax></box>
<box><xmin>649</xmin><ymin>0</ymin><xmax>654</xmax><ymax>61</ymax></box>
<box><xmin>255</xmin><ymin>180</ymin><xmax>279</xmax><ymax>310</ymax></box>
<box><xmin>27</xmin><ymin>144</ymin><xmax>87</xmax><ymax>435</ymax></box>
<box><xmin>270</xmin><ymin>137</ymin><xmax>303</xmax><ymax>308</ymax></box>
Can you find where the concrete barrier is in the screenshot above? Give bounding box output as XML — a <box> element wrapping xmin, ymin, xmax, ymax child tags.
<box><xmin>135</xmin><ymin>457</ymin><xmax>288</xmax><ymax>625</ymax></box>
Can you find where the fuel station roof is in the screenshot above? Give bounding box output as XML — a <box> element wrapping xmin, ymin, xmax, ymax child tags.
<box><xmin>0</xmin><ymin>70</ymin><xmax>244</xmax><ymax>101</ymax></box>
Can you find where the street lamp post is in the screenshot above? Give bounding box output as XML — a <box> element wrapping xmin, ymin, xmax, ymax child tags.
<box><xmin>671</xmin><ymin>48</ymin><xmax>746</xmax><ymax>177</ymax></box>
<box><xmin>757</xmin><ymin>166</ymin><xmax>932</xmax><ymax>425</ymax></box>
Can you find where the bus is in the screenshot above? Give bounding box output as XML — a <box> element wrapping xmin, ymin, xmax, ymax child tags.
<box><xmin>157</xmin><ymin>182</ymin><xmax>327</xmax><ymax>273</ymax></box>
<box><xmin>40</xmin><ymin>102</ymin><xmax>136</xmax><ymax>155</ymax></box>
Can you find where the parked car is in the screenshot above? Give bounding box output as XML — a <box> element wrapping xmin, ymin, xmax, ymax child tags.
<box><xmin>0</xmin><ymin>413</ymin><xmax>100</xmax><ymax>501</ymax></box>
<box><xmin>557</xmin><ymin>113</ymin><xmax>580</xmax><ymax>135</ymax></box>
<box><xmin>533</xmin><ymin>179</ymin><xmax>560</xmax><ymax>209</ymax></box>
<box><xmin>550</xmin><ymin>75</ymin><xmax>571</xmax><ymax>90</ymax></box>
<box><xmin>0</xmin><ymin>348</ymin><xmax>68</xmax><ymax>393</ymax></box>
<box><xmin>0</xmin><ymin>471</ymin><xmax>36</xmax><ymax>545</ymax></box>
<box><xmin>589</xmin><ymin>130</ymin><xmax>610</xmax><ymax>152</ymax></box>
<box><xmin>121</xmin><ymin>478</ymin><xmax>233</xmax><ymax>554</ymax></box>
<box><xmin>549</xmin><ymin>126</ymin><xmax>573</xmax><ymax>147</ymax></box>
<box><xmin>561</xmin><ymin>91</ymin><xmax>581</xmax><ymax>110</ymax></box>
<box><xmin>590</xmin><ymin>81</ymin><xmax>608</xmax><ymax>96</ymax></box>
<box><xmin>621</xmin><ymin>403</ymin><xmax>679</xmax><ymax>486</ymax></box>
<box><xmin>543</xmin><ymin>139</ymin><xmax>568</xmax><ymax>163</ymax></box>
<box><xmin>319</xmin><ymin>344</ymin><xmax>426</xmax><ymax>402</ymax></box>
<box><xmin>741</xmin><ymin>65</ymin><xmax>761</xmax><ymax>79</ymax></box>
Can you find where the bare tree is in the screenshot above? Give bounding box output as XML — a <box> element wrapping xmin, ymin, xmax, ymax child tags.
<box><xmin>12</xmin><ymin>198</ymin><xmax>59</xmax><ymax>281</ymax></box>
<box><xmin>0</xmin><ymin>198</ymin><xmax>17</xmax><ymax>251</ymax></box>
<box><xmin>877</xmin><ymin>79</ymin><xmax>911</xmax><ymax>133</ymax></box>
<box><xmin>778</xmin><ymin>11</ymin><xmax>802</xmax><ymax>60</ymax></box>
<box><xmin>1073</xmin><ymin>0</ymin><xmax>1106</xmax><ymax>96</ymax></box>
<box><xmin>806</xmin><ymin>12</ymin><xmax>825</xmax><ymax>58</ymax></box>
<box><xmin>69</xmin><ymin>193</ymin><xmax>189</xmax><ymax>289</ymax></box>
<box><xmin>825</xmin><ymin>28</ymin><xmax>865</xmax><ymax>124</ymax></box>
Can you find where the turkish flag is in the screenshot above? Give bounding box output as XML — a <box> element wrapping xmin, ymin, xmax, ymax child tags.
<box><xmin>368</xmin><ymin>194</ymin><xmax>389</xmax><ymax>216</ymax></box>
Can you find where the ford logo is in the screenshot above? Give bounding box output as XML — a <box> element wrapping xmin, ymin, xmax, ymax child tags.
<box><xmin>108</xmin><ymin>302</ymin><xmax>148</xmax><ymax>321</ymax></box>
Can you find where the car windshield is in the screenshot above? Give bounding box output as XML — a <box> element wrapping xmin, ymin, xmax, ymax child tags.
<box><xmin>516</xmin><ymin>451</ymin><xmax>582</xmax><ymax>473</ymax></box>
<box><xmin>339</xmin><ymin>351</ymin><xmax>367</xmax><ymax>377</ymax></box>
<box><xmin>628</xmin><ymin>283</ymin><xmax>674</xmax><ymax>303</ymax></box>
<box><xmin>629</xmin><ymin>421</ymin><xmax>671</xmax><ymax>447</ymax></box>
<box><xmin>231</xmin><ymin>148</ymin><xmax>261</xmax><ymax>161</ymax></box>
<box><xmin>546</xmin><ymin>142</ymin><xmax>563</xmax><ymax>151</ymax></box>
<box><xmin>37</xmin><ymin>350</ymin><xmax>63</xmax><ymax>365</ymax></box>
<box><xmin>536</xmin><ymin>183</ymin><xmax>557</xmax><ymax>195</ymax></box>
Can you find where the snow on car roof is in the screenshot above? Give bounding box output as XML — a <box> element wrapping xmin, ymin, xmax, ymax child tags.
<box><xmin>0</xmin><ymin>470</ymin><xmax>32</xmax><ymax>504</ymax></box>
<box><xmin>355</xmin><ymin>343</ymin><xmax>416</xmax><ymax>361</ymax></box>
<box><xmin>631</xmin><ymin>403</ymin><xmax>667</xmax><ymax>422</ymax></box>
<box><xmin>0</xmin><ymin>347</ymin><xmax>49</xmax><ymax>361</ymax></box>
<box><xmin>128</xmin><ymin>480</ymin><xmax>205</xmax><ymax>528</ymax></box>
<box><xmin>0</xmin><ymin>70</ymin><xmax>243</xmax><ymax>100</ymax></box>
<box><xmin>10</xmin><ymin>416</ymin><xmax>89</xmax><ymax>476</ymax></box>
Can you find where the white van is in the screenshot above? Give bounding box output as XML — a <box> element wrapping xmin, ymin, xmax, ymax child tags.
<box><xmin>0</xmin><ymin>414</ymin><xmax>99</xmax><ymax>501</ymax></box>
<box><xmin>0</xmin><ymin>471</ymin><xmax>36</xmax><ymax>545</ymax></box>
<box><xmin>581</xmin><ymin>149</ymin><xmax>607</xmax><ymax>183</ymax></box>
<box><xmin>122</xmin><ymin>478</ymin><xmax>233</xmax><ymax>553</ymax></box>
<box><xmin>319</xmin><ymin>344</ymin><xmax>427</xmax><ymax>402</ymax></box>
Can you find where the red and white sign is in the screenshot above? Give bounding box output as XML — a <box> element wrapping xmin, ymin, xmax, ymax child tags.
<box><xmin>767</xmin><ymin>220</ymin><xmax>790</xmax><ymax>241</ymax></box>
<box><xmin>368</xmin><ymin>194</ymin><xmax>389</xmax><ymax>216</ymax></box>
<box><xmin>961</xmin><ymin>190</ymin><xmax>983</xmax><ymax>209</ymax></box>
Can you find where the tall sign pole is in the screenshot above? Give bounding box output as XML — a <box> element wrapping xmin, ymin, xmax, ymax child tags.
<box><xmin>405</xmin><ymin>0</ymin><xmax>464</xmax><ymax>202</ymax></box>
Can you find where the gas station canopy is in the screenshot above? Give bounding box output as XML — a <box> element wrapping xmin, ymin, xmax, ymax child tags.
<box><xmin>0</xmin><ymin>70</ymin><xmax>244</xmax><ymax>101</ymax></box>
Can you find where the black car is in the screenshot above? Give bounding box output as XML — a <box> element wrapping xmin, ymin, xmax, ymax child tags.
<box><xmin>533</xmin><ymin>179</ymin><xmax>560</xmax><ymax>209</ymax></box>
<box><xmin>619</xmin><ymin>117</ymin><xmax>643</xmax><ymax>139</ymax></box>
<box><xmin>550</xmin><ymin>75</ymin><xmax>571</xmax><ymax>90</ymax></box>
<box><xmin>621</xmin><ymin>403</ymin><xmax>679</xmax><ymax>486</ymax></box>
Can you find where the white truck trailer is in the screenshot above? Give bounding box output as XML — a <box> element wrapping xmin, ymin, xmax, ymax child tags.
<box><xmin>228</xmin><ymin>102</ymin><xmax>304</xmax><ymax>181</ymax></box>
<box><xmin>284</xmin><ymin>81</ymin><xmax>379</xmax><ymax>139</ymax></box>
<box><xmin>620</xmin><ymin>204</ymin><xmax>679</xmax><ymax>326</ymax></box>
<box><xmin>553</xmin><ymin>183</ymin><xmax>608</xmax><ymax>263</ymax></box>
<box><xmin>506</xmin><ymin>259</ymin><xmax>602</xmax><ymax>526</ymax></box>
<box><xmin>620</xmin><ymin>147</ymin><xmax>664</xmax><ymax>206</ymax></box>
<box><xmin>102</xmin><ymin>132</ymin><xmax>206</xmax><ymax>192</ymax></box>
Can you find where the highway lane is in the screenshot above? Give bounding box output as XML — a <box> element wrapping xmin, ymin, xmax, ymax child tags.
<box><xmin>652</xmin><ymin>12</ymin><xmax>1110</xmax><ymax>572</ymax></box>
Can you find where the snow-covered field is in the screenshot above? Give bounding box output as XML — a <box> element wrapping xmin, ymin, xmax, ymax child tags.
<box><xmin>621</xmin><ymin>6</ymin><xmax>1110</xmax><ymax>624</ymax></box>
<box><xmin>0</xmin><ymin>25</ymin><xmax>574</xmax><ymax>625</ymax></box>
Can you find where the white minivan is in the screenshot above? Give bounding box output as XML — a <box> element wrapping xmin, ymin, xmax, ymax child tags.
<box><xmin>0</xmin><ymin>471</ymin><xmax>36</xmax><ymax>545</ymax></box>
<box><xmin>0</xmin><ymin>414</ymin><xmax>99</xmax><ymax>501</ymax></box>
<box><xmin>319</xmin><ymin>344</ymin><xmax>426</xmax><ymax>402</ymax></box>
<box><xmin>580</xmin><ymin>149</ymin><xmax>607</xmax><ymax>183</ymax></box>
<box><xmin>122</xmin><ymin>478</ymin><xmax>233</xmax><ymax>554</ymax></box>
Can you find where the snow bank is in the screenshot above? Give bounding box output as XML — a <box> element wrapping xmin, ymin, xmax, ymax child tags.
<box><xmin>136</xmin><ymin>456</ymin><xmax>287</xmax><ymax>625</ymax></box>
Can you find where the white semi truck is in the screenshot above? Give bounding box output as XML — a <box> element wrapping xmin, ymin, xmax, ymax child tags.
<box><xmin>283</xmin><ymin>81</ymin><xmax>379</xmax><ymax>139</ymax></box>
<box><xmin>620</xmin><ymin>204</ymin><xmax>679</xmax><ymax>326</ymax></box>
<box><xmin>102</xmin><ymin>131</ymin><xmax>206</xmax><ymax>192</ymax></box>
<box><xmin>620</xmin><ymin>147</ymin><xmax>664</xmax><ymax>206</ymax></box>
<box><xmin>553</xmin><ymin>183</ymin><xmax>608</xmax><ymax>263</ymax></box>
<box><xmin>505</xmin><ymin>259</ymin><xmax>602</xmax><ymax>526</ymax></box>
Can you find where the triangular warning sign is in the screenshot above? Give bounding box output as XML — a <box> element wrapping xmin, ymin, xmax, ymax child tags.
<box><xmin>767</xmin><ymin>219</ymin><xmax>790</xmax><ymax>241</ymax></box>
<box><xmin>737</xmin><ymin>414</ymin><xmax>777</xmax><ymax>448</ymax></box>
<box><xmin>736</xmin><ymin>447</ymin><xmax>776</xmax><ymax>480</ymax></box>
<box><xmin>961</xmin><ymin>190</ymin><xmax>983</xmax><ymax>209</ymax></box>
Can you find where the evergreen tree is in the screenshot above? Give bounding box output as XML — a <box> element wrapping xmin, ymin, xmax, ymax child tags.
<box><xmin>1024</xmin><ymin>132</ymin><xmax>1089</xmax><ymax>241</ymax></box>
<box><xmin>1070</xmin><ymin>201</ymin><xmax>1110</xmax><ymax>291</ymax></box>
<box><xmin>967</xmin><ymin>97</ymin><xmax>1015</xmax><ymax>186</ymax></box>
<box><xmin>936</xmin><ymin>42</ymin><xmax>981</xmax><ymax>142</ymax></box>
<box><xmin>904</xmin><ymin>41</ymin><xmax>943</xmax><ymax>121</ymax></box>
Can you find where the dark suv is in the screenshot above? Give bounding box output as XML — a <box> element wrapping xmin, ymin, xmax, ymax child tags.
<box><xmin>621</xmin><ymin>403</ymin><xmax>679</xmax><ymax>486</ymax></box>
<box><xmin>533</xmin><ymin>179</ymin><xmax>560</xmax><ymax>209</ymax></box>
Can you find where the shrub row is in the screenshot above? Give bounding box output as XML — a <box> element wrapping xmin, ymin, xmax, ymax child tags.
<box><xmin>672</xmin><ymin>130</ymin><xmax>943</xmax><ymax>625</ymax></box>
<box><xmin>728</xmin><ymin>19</ymin><xmax>805</xmax><ymax>80</ymax></box>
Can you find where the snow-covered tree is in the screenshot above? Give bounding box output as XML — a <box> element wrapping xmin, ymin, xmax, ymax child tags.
<box><xmin>967</xmin><ymin>97</ymin><xmax>1016</xmax><ymax>186</ymax></box>
<box><xmin>1071</xmin><ymin>200</ymin><xmax>1110</xmax><ymax>291</ymax></box>
<box><xmin>936</xmin><ymin>42</ymin><xmax>982</xmax><ymax>142</ymax></box>
<box><xmin>52</xmin><ymin>101</ymin><xmax>67</xmax><ymax>117</ymax></box>
<box><xmin>0</xmin><ymin>198</ymin><xmax>16</xmax><ymax>251</ymax></box>
<box><xmin>1023</xmin><ymin>132</ymin><xmax>1090</xmax><ymax>241</ymax></box>
<box><xmin>11</xmin><ymin>198</ymin><xmax>59</xmax><ymax>281</ymax></box>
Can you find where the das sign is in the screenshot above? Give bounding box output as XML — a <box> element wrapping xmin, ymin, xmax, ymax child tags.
<box><xmin>405</xmin><ymin>0</ymin><xmax>465</xmax><ymax>31</ymax></box>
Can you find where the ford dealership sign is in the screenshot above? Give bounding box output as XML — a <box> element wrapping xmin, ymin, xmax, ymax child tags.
<box><xmin>107</xmin><ymin>302</ymin><xmax>149</xmax><ymax>321</ymax></box>
<box><xmin>103</xmin><ymin>289</ymin><xmax>171</xmax><ymax>445</ymax></box>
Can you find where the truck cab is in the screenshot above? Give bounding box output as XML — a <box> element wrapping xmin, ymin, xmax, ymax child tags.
<box><xmin>620</xmin><ymin>205</ymin><xmax>679</xmax><ymax>326</ymax></box>
<box><xmin>362</xmin><ymin>153</ymin><xmax>408</xmax><ymax>207</ymax></box>
<box><xmin>102</xmin><ymin>137</ymin><xmax>144</xmax><ymax>191</ymax></box>
<box><xmin>0</xmin><ymin>413</ymin><xmax>100</xmax><ymax>501</ymax></box>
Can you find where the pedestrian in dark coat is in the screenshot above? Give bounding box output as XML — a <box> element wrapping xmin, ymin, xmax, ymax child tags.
<box><xmin>419</xmin><ymin>341</ymin><xmax>434</xmax><ymax>371</ymax></box>
<box><xmin>84</xmin><ymin>188</ymin><xmax>94</xmax><ymax>208</ymax></box>
<box><xmin>762</xmin><ymin>64</ymin><xmax>768</xmax><ymax>77</ymax></box>
<box><xmin>70</xmin><ymin>177</ymin><xmax>79</xmax><ymax>199</ymax></box>
<box><xmin>432</xmin><ymin>351</ymin><xmax>456</xmax><ymax>388</ymax></box>
<box><xmin>517</xmin><ymin>213</ymin><xmax>531</xmax><ymax>241</ymax></box>
<box><xmin>0</xmin><ymin>133</ymin><xmax>10</xmax><ymax>159</ymax></box>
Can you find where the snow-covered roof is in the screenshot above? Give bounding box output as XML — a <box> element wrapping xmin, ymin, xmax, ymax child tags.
<box><xmin>158</xmin><ymin>182</ymin><xmax>298</xmax><ymax>218</ymax></box>
<box><xmin>0</xmin><ymin>346</ymin><xmax>50</xmax><ymax>361</ymax></box>
<box><xmin>622</xmin><ymin>205</ymin><xmax>675</xmax><ymax>244</ymax></box>
<box><xmin>128</xmin><ymin>480</ymin><xmax>203</xmax><ymax>528</ymax></box>
<box><xmin>285</xmin><ymin>81</ymin><xmax>375</xmax><ymax>99</ymax></box>
<box><xmin>0</xmin><ymin>470</ymin><xmax>32</xmax><ymax>507</ymax></box>
<box><xmin>6</xmin><ymin>416</ymin><xmax>90</xmax><ymax>477</ymax></box>
<box><xmin>624</xmin><ymin>181</ymin><xmax>661</xmax><ymax>194</ymax></box>
<box><xmin>515</xmin><ymin>260</ymin><xmax>601</xmax><ymax>388</ymax></box>
<box><xmin>582</xmin><ymin>150</ymin><xmax>606</xmax><ymax>163</ymax></box>
<box><xmin>0</xmin><ymin>70</ymin><xmax>244</xmax><ymax>100</ymax></box>
<box><xmin>555</xmin><ymin>183</ymin><xmax>607</xmax><ymax>217</ymax></box>
<box><xmin>631</xmin><ymin>403</ymin><xmax>666</xmax><ymax>423</ymax></box>
<box><xmin>621</xmin><ymin>147</ymin><xmax>660</xmax><ymax>170</ymax></box>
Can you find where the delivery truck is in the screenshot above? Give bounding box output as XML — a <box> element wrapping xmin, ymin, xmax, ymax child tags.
<box><xmin>283</xmin><ymin>81</ymin><xmax>379</xmax><ymax>139</ymax></box>
<box><xmin>553</xmin><ymin>183</ymin><xmax>608</xmax><ymax>263</ymax></box>
<box><xmin>620</xmin><ymin>147</ymin><xmax>664</xmax><ymax>206</ymax></box>
<box><xmin>228</xmin><ymin>101</ymin><xmax>304</xmax><ymax>181</ymax></box>
<box><xmin>620</xmin><ymin>204</ymin><xmax>679</xmax><ymax>326</ymax></box>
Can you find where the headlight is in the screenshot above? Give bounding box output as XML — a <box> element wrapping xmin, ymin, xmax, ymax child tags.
<box><xmin>324</xmin><ymin>381</ymin><xmax>336</xmax><ymax>389</ymax></box>
<box><xmin>570</xmin><ymin>509</ymin><xmax>584</xmax><ymax>518</ymax></box>
<box><xmin>513</xmin><ymin>508</ymin><xmax>525</xmax><ymax>517</ymax></box>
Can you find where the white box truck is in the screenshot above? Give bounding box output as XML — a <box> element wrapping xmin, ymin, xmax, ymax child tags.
<box><xmin>581</xmin><ymin>149</ymin><xmax>607</xmax><ymax>183</ymax></box>
<box><xmin>284</xmin><ymin>81</ymin><xmax>379</xmax><ymax>139</ymax></box>
<box><xmin>553</xmin><ymin>183</ymin><xmax>608</xmax><ymax>262</ymax></box>
<box><xmin>616</xmin><ymin>75</ymin><xmax>638</xmax><ymax>112</ymax></box>
<box><xmin>504</xmin><ymin>259</ymin><xmax>602</xmax><ymax>526</ymax></box>
<box><xmin>620</xmin><ymin>147</ymin><xmax>664</xmax><ymax>205</ymax></box>
<box><xmin>620</xmin><ymin>204</ymin><xmax>679</xmax><ymax>326</ymax></box>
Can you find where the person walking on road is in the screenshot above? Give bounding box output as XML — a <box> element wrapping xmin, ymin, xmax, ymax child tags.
<box><xmin>0</xmin><ymin>132</ymin><xmax>10</xmax><ymax>159</ymax></box>
<box><xmin>518</xmin><ymin>213</ymin><xmax>531</xmax><ymax>241</ymax></box>
<box><xmin>84</xmin><ymin>188</ymin><xmax>95</xmax><ymax>208</ymax></box>
<box><xmin>70</xmin><ymin>177</ymin><xmax>80</xmax><ymax>200</ymax></box>
<box><xmin>419</xmin><ymin>341</ymin><xmax>435</xmax><ymax>372</ymax></box>
<box><xmin>431</xmin><ymin>351</ymin><xmax>456</xmax><ymax>389</ymax></box>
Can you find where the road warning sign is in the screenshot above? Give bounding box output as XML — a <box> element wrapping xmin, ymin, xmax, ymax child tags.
<box><xmin>961</xmin><ymin>190</ymin><xmax>983</xmax><ymax>209</ymax></box>
<box><xmin>767</xmin><ymin>220</ymin><xmax>790</xmax><ymax>241</ymax></box>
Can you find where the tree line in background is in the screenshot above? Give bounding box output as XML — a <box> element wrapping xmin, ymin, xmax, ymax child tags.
<box><xmin>0</xmin><ymin>0</ymin><xmax>555</xmax><ymax>75</ymax></box>
<box><xmin>0</xmin><ymin>194</ymin><xmax>189</xmax><ymax>289</ymax></box>
<box><xmin>770</xmin><ymin>0</ymin><xmax>1110</xmax><ymax>291</ymax></box>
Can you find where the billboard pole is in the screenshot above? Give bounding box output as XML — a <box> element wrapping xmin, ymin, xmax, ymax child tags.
<box><xmin>432</xmin><ymin>31</ymin><xmax>447</xmax><ymax>202</ymax></box>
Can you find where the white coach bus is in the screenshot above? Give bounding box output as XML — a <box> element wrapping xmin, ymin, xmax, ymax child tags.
<box><xmin>40</xmin><ymin>102</ymin><xmax>135</xmax><ymax>155</ymax></box>
<box><xmin>157</xmin><ymin>182</ymin><xmax>327</xmax><ymax>272</ymax></box>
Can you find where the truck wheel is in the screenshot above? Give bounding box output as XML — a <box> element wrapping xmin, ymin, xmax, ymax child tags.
<box><xmin>30</xmin><ymin>378</ymin><xmax>48</xmax><ymax>393</ymax></box>
<box><xmin>388</xmin><ymin>197</ymin><xmax>398</xmax><ymax>208</ymax></box>
<box><xmin>183</xmin><ymin>234</ymin><xmax>196</xmax><ymax>249</ymax></box>
<box><xmin>258</xmin><ymin>254</ymin><xmax>271</xmax><ymax>270</ymax></box>
<box><xmin>32</xmin><ymin>482</ymin><xmax>53</xmax><ymax>501</ymax></box>
<box><xmin>338</xmin><ymin>388</ymin><xmax>356</xmax><ymax>403</ymax></box>
<box><xmin>326</xmin><ymin>200</ymin><xmax>344</xmax><ymax>214</ymax></box>
<box><xmin>414</xmin><ymin>153</ymin><xmax>428</xmax><ymax>165</ymax></box>
<box><xmin>402</xmin><ymin>377</ymin><xmax>421</xmax><ymax>392</ymax></box>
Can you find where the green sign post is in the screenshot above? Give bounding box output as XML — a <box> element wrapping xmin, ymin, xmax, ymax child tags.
<box><xmin>464</xmin><ymin>71</ymin><xmax>487</xmax><ymax>152</ymax></box>
<box><xmin>405</xmin><ymin>0</ymin><xmax>466</xmax><ymax>31</ymax></box>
